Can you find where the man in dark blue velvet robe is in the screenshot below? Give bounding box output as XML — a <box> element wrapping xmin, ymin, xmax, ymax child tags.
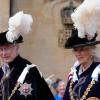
<box><xmin>0</xmin><ymin>30</ymin><xmax>54</xmax><ymax>100</ymax></box>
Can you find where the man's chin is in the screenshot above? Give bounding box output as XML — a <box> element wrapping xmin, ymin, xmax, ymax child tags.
<box><xmin>2</xmin><ymin>59</ymin><xmax>11</xmax><ymax>64</ymax></box>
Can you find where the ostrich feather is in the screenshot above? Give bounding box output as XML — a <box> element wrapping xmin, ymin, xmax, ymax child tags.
<box><xmin>71</xmin><ymin>0</ymin><xmax>100</xmax><ymax>39</ymax></box>
<box><xmin>6</xmin><ymin>11</ymin><xmax>33</xmax><ymax>42</ymax></box>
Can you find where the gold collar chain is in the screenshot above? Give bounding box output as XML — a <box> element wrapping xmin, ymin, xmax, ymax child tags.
<box><xmin>69</xmin><ymin>79</ymin><xmax>96</xmax><ymax>100</ymax></box>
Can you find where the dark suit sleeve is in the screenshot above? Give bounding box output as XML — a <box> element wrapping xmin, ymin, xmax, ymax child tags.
<box><xmin>30</xmin><ymin>67</ymin><xmax>55</xmax><ymax>100</ymax></box>
<box><xmin>39</xmin><ymin>77</ymin><xmax>55</xmax><ymax>100</ymax></box>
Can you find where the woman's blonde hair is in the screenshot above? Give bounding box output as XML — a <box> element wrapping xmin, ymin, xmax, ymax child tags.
<box><xmin>90</xmin><ymin>45</ymin><xmax>100</xmax><ymax>62</ymax></box>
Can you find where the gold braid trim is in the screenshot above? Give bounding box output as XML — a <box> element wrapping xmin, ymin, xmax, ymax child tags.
<box><xmin>69</xmin><ymin>79</ymin><xmax>96</xmax><ymax>100</ymax></box>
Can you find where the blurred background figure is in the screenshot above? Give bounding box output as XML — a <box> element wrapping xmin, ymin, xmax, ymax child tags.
<box><xmin>52</xmin><ymin>78</ymin><xmax>65</xmax><ymax>100</ymax></box>
<box><xmin>45</xmin><ymin>74</ymin><xmax>55</xmax><ymax>87</ymax></box>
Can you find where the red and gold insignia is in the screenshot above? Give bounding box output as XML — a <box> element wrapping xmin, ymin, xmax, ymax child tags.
<box><xmin>18</xmin><ymin>82</ymin><xmax>33</xmax><ymax>97</ymax></box>
<box><xmin>87</xmin><ymin>97</ymin><xmax>99</xmax><ymax>100</ymax></box>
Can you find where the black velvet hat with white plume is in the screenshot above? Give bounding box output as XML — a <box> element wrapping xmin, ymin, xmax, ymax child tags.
<box><xmin>65</xmin><ymin>0</ymin><xmax>100</xmax><ymax>49</ymax></box>
<box><xmin>0</xmin><ymin>31</ymin><xmax>23</xmax><ymax>45</ymax></box>
<box><xmin>0</xmin><ymin>11</ymin><xmax>33</xmax><ymax>45</ymax></box>
<box><xmin>65</xmin><ymin>28</ymin><xmax>100</xmax><ymax>49</ymax></box>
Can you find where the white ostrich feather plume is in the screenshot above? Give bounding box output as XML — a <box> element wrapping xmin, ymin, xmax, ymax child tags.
<box><xmin>6</xmin><ymin>11</ymin><xmax>33</xmax><ymax>42</ymax></box>
<box><xmin>71</xmin><ymin>0</ymin><xmax>100</xmax><ymax>39</ymax></box>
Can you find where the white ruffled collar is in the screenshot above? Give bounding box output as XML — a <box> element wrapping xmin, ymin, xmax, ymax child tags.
<box><xmin>91</xmin><ymin>64</ymin><xmax>100</xmax><ymax>81</ymax></box>
<box><xmin>71</xmin><ymin>61</ymin><xmax>100</xmax><ymax>82</ymax></box>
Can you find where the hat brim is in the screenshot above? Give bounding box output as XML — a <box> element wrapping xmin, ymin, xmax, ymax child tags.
<box><xmin>66</xmin><ymin>41</ymin><xmax>100</xmax><ymax>49</ymax></box>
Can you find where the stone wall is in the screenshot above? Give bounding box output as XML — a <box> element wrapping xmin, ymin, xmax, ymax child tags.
<box><xmin>0</xmin><ymin>0</ymin><xmax>9</xmax><ymax>32</ymax></box>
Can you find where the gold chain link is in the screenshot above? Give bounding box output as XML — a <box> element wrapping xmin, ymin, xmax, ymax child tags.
<box><xmin>69</xmin><ymin>79</ymin><xmax>96</xmax><ymax>100</ymax></box>
<box><xmin>8</xmin><ymin>83</ymin><xmax>20</xmax><ymax>100</ymax></box>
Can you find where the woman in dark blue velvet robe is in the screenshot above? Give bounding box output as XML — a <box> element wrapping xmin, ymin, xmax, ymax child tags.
<box><xmin>63</xmin><ymin>29</ymin><xmax>100</xmax><ymax>100</ymax></box>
